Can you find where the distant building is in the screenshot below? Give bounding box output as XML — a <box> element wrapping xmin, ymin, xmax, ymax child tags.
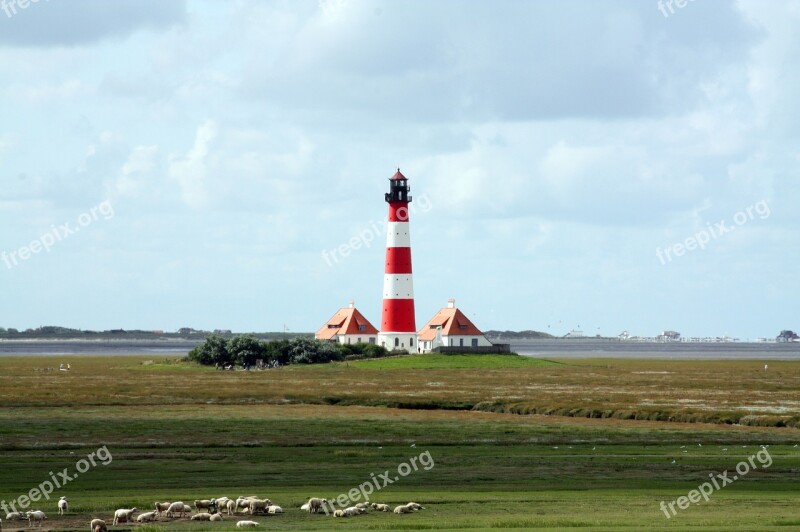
<box><xmin>315</xmin><ymin>301</ymin><xmax>379</xmax><ymax>345</ymax></box>
<box><xmin>417</xmin><ymin>299</ymin><xmax>493</xmax><ymax>353</ymax></box>
<box><xmin>659</xmin><ymin>330</ymin><xmax>681</xmax><ymax>341</ymax></box>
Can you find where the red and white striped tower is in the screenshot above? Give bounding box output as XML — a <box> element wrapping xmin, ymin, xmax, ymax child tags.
<box><xmin>379</xmin><ymin>169</ymin><xmax>417</xmax><ymax>351</ymax></box>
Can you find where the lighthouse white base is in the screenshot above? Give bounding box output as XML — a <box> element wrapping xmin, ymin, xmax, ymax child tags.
<box><xmin>378</xmin><ymin>332</ymin><xmax>418</xmax><ymax>353</ymax></box>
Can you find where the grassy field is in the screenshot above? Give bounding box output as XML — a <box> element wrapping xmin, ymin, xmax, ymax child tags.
<box><xmin>0</xmin><ymin>354</ymin><xmax>798</xmax><ymax>530</ymax></box>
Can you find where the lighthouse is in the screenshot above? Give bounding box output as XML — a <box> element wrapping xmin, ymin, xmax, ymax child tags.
<box><xmin>378</xmin><ymin>169</ymin><xmax>417</xmax><ymax>351</ymax></box>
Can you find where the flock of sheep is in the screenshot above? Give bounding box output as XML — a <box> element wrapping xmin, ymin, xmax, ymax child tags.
<box><xmin>0</xmin><ymin>495</ymin><xmax>426</xmax><ymax>530</ymax></box>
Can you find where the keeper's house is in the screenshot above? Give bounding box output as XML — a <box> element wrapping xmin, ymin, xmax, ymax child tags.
<box><xmin>315</xmin><ymin>301</ymin><xmax>379</xmax><ymax>345</ymax></box>
<box><xmin>417</xmin><ymin>299</ymin><xmax>494</xmax><ymax>353</ymax></box>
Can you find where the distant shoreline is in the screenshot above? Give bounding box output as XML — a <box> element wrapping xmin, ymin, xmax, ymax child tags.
<box><xmin>0</xmin><ymin>338</ymin><xmax>798</xmax><ymax>359</ymax></box>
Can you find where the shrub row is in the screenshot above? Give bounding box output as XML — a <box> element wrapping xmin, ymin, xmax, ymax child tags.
<box><xmin>187</xmin><ymin>335</ymin><xmax>388</xmax><ymax>367</ymax></box>
<box><xmin>471</xmin><ymin>401</ymin><xmax>800</xmax><ymax>428</ymax></box>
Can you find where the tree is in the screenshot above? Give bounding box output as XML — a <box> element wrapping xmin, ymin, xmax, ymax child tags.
<box><xmin>188</xmin><ymin>334</ymin><xmax>230</xmax><ymax>366</ymax></box>
<box><xmin>227</xmin><ymin>335</ymin><xmax>265</xmax><ymax>367</ymax></box>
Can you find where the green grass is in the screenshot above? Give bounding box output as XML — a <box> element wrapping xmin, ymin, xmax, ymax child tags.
<box><xmin>350</xmin><ymin>353</ymin><xmax>562</xmax><ymax>369</ymax></box>
<box><xmin>0</xmin><ymin>354</ymin><xmax>798</xmax><ymax>530</ymax></box>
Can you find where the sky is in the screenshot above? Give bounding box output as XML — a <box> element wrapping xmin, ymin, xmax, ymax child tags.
<box><xmin>1</xmin><ymin>0</ymin><xmax>798</xmax><ymax>339</ymax></box>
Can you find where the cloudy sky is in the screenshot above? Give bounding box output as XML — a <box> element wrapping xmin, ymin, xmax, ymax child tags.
<box><xmin>1</xmin><ymin>0</ymin><xmax>798</xmax><ymax>339</ymax></box>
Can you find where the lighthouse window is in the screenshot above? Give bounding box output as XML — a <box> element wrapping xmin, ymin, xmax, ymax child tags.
<box><xmin>410</xmin><ymin>338</ymin><xmax>413</xmax><ymax>346</ymax></box>
<box><xmin>394</xmin><ymin>338</ymin><xmax>399</xmax><ymax>347</ymax></box>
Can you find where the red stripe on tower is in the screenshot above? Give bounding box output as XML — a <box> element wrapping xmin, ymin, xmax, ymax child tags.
<box><xmin>379</xmin><ymin>169</ymin><xmax>417</xmax><ymax>351</ymax></box>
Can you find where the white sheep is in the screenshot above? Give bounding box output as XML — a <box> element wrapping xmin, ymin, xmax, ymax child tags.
<box><xmin>406</xmin><ymin>502</ymin><xmax>424</xmax><ymax>511</ymax></box>
<box><xmin>306</xmin><ymin>497</ymin><xmax>327</xmax><ymax>513</ymax></box>
<box><xmin>248</xmin><ymin>498</ymin><xmax>271</xmax><ymax>515</ymax></box>
<box><xmin>300</xmin><ymin>502</ymin><xmax>310</xmax><ymax>511</ymax></box>
<box><xmin>58</xmin><ymin>496</ymin><xmax>68</xmax><ymax>515</ymax></box>
<box><xmin>112</xmin><ymin>508</ymin><xmax>137</xmax><ymax>525</ymax></box>
<box><xmin>191</xmin><ymin>512</ymin><xmax>213</xmax><ymax>521</ymax></box>
<box><xmin>194</xmin><ymin>498</ymin><xmax>217</xmax><ymax>513</ymax></box>
<box><xmin>235</xmin><ymin>497</ymin><xmax>254</xmax><ymax>513</ymax></box>
<box><xmin>355</xmin><ymin>502</ymin><xmax>370</xmax><ymax>510</ymax></box>
<box><xmin>226</xmin><ymin>499</ymin><xmax>239</xmax><ymax>515</ymax></box>
<box><xmin>267</xmin><ymin>505</ymin><xmax>283</xmax><ymax>514</ymax></box>
<box><xmin>154</xmin><ymin>501</ymin><xmax>171</xmax><ymax>515</ymax></box>
<box><xmin>371</xmin><ymin>503</ymin><xmax>390</xmax><ymax>512</ymax></box>
<box><xmin>393</xmin><ymin>505</ymin><xmax>412</xmax><ymax>514</ymax></box>
<box><xmin>4</xmin><ymin>512</ymin><xmax>23</xmax><ymax>521</ymax></box>
<box><xmin>26</xmin><ymin>510</ymin><xmax>46</xmax><ymax>527</ymax></box>
<box><xmin>210</xmin><ymin>513</ymin><xmax>224</xmax><ymax>522</ymax></box>
<box><xmin>215</xmin><ymin>497</ymin><xmax>231</xmax><ymax>511</ymax></box>
<box><xmin>136</xmin><ymin>511</ymin><xmax>158</xmax><ymax>523</ymax></box>
<box><xmin>236</xmin><ymin>520</ymin><xmax>260</xmax><ymax>528</ymax></box>
<box><xmin>333</xmin><ymin>509</ymin><xmax>346</xmax><ymax>518</ymax></box>
<box><xmin>165</xmin><ymin>502</ymin><xmax>186</xmax><ymax>518</ymax></box>
<box><xmin>343</xmin><ymin>506</ymin><xmax>361</xmax><ymax>517</ymax></box>
<box><xmin>89</xmin><ymin>518</ymin><xmax>108</xmax><ymax>532</ymax></box>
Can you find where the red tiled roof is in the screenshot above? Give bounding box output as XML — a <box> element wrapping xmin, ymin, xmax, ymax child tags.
<box><xmin>315</xmin><ymin>306</ymin><xmax>379</xmax><ymax>340</ymax></box>
<box><xmin>417</xmin><ymin>307</ymin><xmax>484</xmax><ymax>341</ymax></box>
<box><xmin>390</xmin><ymin>169</ymin><xmax>407</xmax><ymax>181</ymax></box>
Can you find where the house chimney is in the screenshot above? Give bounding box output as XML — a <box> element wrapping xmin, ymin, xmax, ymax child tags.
<box><xmin>447</xmin><ymin>298</ymin><xmax>455</xmax><ymax>309</ymax></box>
<box><xmin>348</xmin><ymin>299</ymin><xmax>354</xmax><ymax>308</ymax></box>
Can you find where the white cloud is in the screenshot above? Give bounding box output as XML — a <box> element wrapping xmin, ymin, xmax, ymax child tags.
<box><xmin>168</xmin><ymin>121</ymin><xmax>216</xmax><ymax>209</ymax></box>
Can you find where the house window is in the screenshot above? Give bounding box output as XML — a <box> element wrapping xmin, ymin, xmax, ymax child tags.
<box><xmin>472</xmin><ymin>338</ymin><xmax>478</xmax><ymax>347</ymax></box>
<box><xmin>460</xmin><ymin>338</ymin><xmax>464</xmax><ymax>347</ymax></box>
<box><xmin>359</xmin><ymin>325</ymin><xmax>366</xmax><ymax>332</ymax></box>
<box><xmin>410</xmin><ymin>338</ymin><xmax>413</xmax><ymax>346</ymax></box>
<box><xmin>369</xmin><ymin>337</ymin><xmax>375</xmax><ymax>344</ymax></box>
<box><xmin>459</xmin><ymin>324</ymin><xmax>467</xmax><ymax>330</ymax></box>
<box><xmin>394</xmin><ymin>338</ymin><xmax>399</xmax><ymax>347</ymax></box>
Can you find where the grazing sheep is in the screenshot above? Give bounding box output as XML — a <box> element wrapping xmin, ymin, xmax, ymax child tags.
<box><xmin>89</xmin><ymin>518</ymin><xmax>108</xmax><ymax>532</ymax></box>
<box><xmin>393</xmin><ymin>505</ymin><xmax>412</xmax><ymax>514</ymax></box>
<box><xmin>406</xmin><ymin>502</ymin><xmax>424</xmax><ymax>511</ymax></box>
<box><xmin>215</xmin><ymin>497</ymin><xmax>231</xmax><ymax>512</ymax></box>
<box><xmin>26</xmin><ymin>510</ymin><xmax>46</xmax><ymax>527</ymax></box>
<box><xmin>195</xmin><ymin>499</ymin><xmax>217</xmax><ymax>513</ymax></box>
<box><xmin>247</xmin><ymin>498</ymin><xmax>271</xmax><ymax>515</ymax></box>
<box><xmin>165</xmin><ymin>502</ymin><xmax>183</xmax><ymax>518</ymax></box>
<box><xmin>267</xmin><ymin>505</ymin><xmax>283</xmax><ymax>515</ymax></box>
<box><xmin>371</xmin><ymin>503</ymin><xmax>390</xmax><ymax>512</ymax></box>
<box><xmin>333</xmin><ymin>509</ymin><xmax>346</xmax><ymax>518</ymax></box>
<box><xmin>236</xmin><ymin>520</ymin><xmax>260</xmax><ymax>528</ymax></box>
<box><xmin>112</xmin><ymin>508</ymin><xmax>137</xmax><ymax>525</ymax></box>
<box><xmin>235</xmin><ymin>497</ymin><xmax>254</xmax><ymax>513</ymax></box>
<box><xmin>226</xmin><ymin>499</ymin><xmax>239</xmax><ymax>515</ymax></box>
<box><xmin>210</xmin><ymin>513</ymin><xmax>224</xmax><ymax>522</ymax></box>
<box><xmin>154</xmin><ymin>501</ymin><xmax>171</xmax><ymax>515</ymax></box>
<box><xmin>306</xmin><ymin>497</ymin><xmax>327</xmax><ymax>513</ymax></box>
<box><xmin>4</xmin><ymin>512</ymin><xmax>23</xmax><ymax>521</ymax></box>
<box><xmin>58</xmin><ymin>496</ymin><xmax>68</xmax><ymax>515</ymax></box>
<box><xmin>191</xmin><ymin>512</ymin><xmax>213</xmax><ymax>521</ymax></box>
<box><xmin>136</xmin><ymin>511</ymin><xmax>158</xmax><ymax>523</ymax></box>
